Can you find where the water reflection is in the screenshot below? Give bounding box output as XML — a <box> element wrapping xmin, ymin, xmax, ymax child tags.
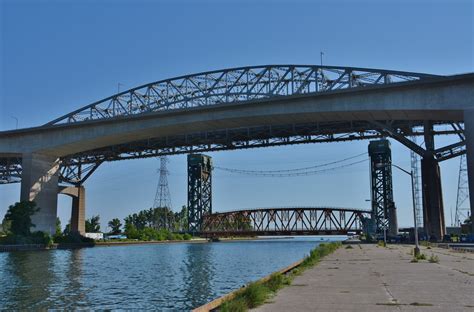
<box><xmin>183</xmin><ymin>243</ymin><xmax>214</xmax><ymax>309</ymax></box>
<box><xmin>4</xmin><ymin>251</ymin><xmax>55</xmax><ymax>309</ymax></box>
<box><xmin>0</xmin><ymin>238</ymin><xmax>341</xmax><ymax>310</ymax></box>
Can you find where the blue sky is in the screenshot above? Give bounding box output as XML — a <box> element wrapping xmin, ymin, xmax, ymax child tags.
<box><xmin>1</xmin><ymin>0</ymin><xmax>473</xmax><ymax>230</ymax></box>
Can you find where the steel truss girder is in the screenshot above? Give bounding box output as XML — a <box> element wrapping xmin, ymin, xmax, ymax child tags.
<box><xmin>200</xmin><ymin>207</ymin><xmax>371</xmax><ymax>237</ymax></box>
<box><xmin>0</xmin><ymin>120</ymin><xmax>464</xmax><ymax>185</ymax></box>
<box><xmin>45</xmin><ymin>65</ymin><xmax>439</xmax><ymax>126</ymax></box>
<box><xmin>369</xmin><ymin>120</ymin><xmax>466</xmax><ymax>161</ymax></box>
<box><xmin>0</xmin><ymin>157</ymin><xmax>22</xmax><ymax>184</ymax></box>
<box><xmin>62</xmin><ymin>120</ymin><xmax>461</xmax><ymax>165</ymax></box>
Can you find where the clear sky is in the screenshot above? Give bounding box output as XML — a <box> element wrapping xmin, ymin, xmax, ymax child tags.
<box><xmin>0</xmin><ymin>0</ymin><xmax>473</xmax><ymax>231</ymax></box>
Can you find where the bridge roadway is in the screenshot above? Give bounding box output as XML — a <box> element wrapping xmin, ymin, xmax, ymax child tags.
<box><xmin>0</xmin><ymin>65</ymin><xmax>473</xmax><ymax>238</ymax></box>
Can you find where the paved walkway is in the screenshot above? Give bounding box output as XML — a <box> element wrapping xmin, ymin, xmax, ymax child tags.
<box><xmin>253</xmin><ymin>244</ymin><xmax>474</xmax><ymax>311</ymax></box>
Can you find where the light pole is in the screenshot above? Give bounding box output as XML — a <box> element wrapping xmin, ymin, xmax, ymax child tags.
<box><xmin>11</xmin><ymin>116</ymin><xmax>18</xmax><ymax>129</ymax></box>
<box><xmin>388</xmin><ymin>163</ymin><xmax>420</xmax><ymax>256</ymax></box>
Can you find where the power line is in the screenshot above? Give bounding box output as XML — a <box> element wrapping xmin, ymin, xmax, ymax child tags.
<box><xmin>212</xmin><ymin>152</ymin><xmax>367</xmax><ymax>175</ymax></box>
<box><xmin>214</xmin><ymin>158</ymin><xmax>368</xmax><ymax>177</ymax></box>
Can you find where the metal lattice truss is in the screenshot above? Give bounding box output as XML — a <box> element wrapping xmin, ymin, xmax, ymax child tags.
<box><xmin>188</xmin><ymin>154</ymin><xmax>212</xmax><ymax>233</ymax></box>
<box><xmin>0</xmin><ymin>157</ymin><xmax>22</xmax><ymax>184</ymax></box>
<box><xmin>200</xmin><ymin>207</ymin><xmax>371</xmax><ymax>237</ymax></box>
<box><xmin>46</xmin><ymin>65</ymin><xmax>438</xmax><ymax>125</ymax></box>
<box><xmin>2</xmin><ymin>65</ymin><xmax>465</xmax><ymax>185</ymax></box>
<box><xmin>370</xmin><ymin>152</ymin><xmax>395</xmax><ymax>234</ymax></box>
<box><xmin>0</xmin><ymin>121</ymin><xmax>464</xmax><ymax>185</ymax></box>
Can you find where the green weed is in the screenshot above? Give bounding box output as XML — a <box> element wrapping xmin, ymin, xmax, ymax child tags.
<box><xmin>218</xmin><ymin>242</ymin><xmax>341</xmax><ymax>310</ymax></box>
<box><xmin>428</xmin><ymin>254</ymin><xmax>439</xmax><ymax>263</ymax></box>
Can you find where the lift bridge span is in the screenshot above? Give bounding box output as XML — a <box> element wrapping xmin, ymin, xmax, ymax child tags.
<box><xmin>200</xmin><ymin>207</ymin><xmax>370</xmax><ymax>237</ymax></box>
<box><xmin>0</xmin><ymin>64</ymin><xmax>473</xmax><ymax>239</ymax></box>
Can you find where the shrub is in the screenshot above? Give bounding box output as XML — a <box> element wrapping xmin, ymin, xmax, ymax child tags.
<box><xmin>220</xmin><ymin>297</ymin><xmax>247</xmax><ymax>312</ymax></box>
<box><xmin>266</xmin><ymin>273</ymin><xmax>290</xmax><ymax>292</ymax></box>
<box><xmin>240</xmin><ymin>283</ymin><xmax>269</xmax><ymax>308</ymax></box>
<box><xmin>428</xmin><ymin>254</ymin><xmax>439</xmax><ymax>263</ymax></box>
<box><xmin>183</xmin><ymin>233</ymin><xmax>192</xmax><ymax>240</ymax></box>
<box><xmin>420</xmin><ymin>241</ymin><xmax>431</xmax><ymax>247</ymax></box>
<box><xmin>0</xmin><ymin>231</ymin><xmax>53</xmax><ymax>246</ymax></box>
<box><xmin>53</xmin><ymin>233</ymin><xmax>94</xmax><ymax>244</ymax></box>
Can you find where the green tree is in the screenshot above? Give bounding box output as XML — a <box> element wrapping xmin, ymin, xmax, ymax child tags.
<box><xmin>63</xmin><ymin>220</ymin><xmax>71</xmax><ymax>235</ymax></box>
<box><xmin>85</xmin><ymin>215</ymin><xmax>101</xmax><ymax>233</ymax></box>
<box><xmin>4</xmin><ymin>201</ymin><xmax>39</xmax><ymax>236</ymax></box>
<box><xmin>55</xmin><ymin>217</ymin><xmax>62</xmax><ymax>237</ymax></box>
<box><xmin>1</xmin><ymin>217</ymin><xmax>11</xmax><ymax>235</ymax></box>
<box><xmin>108</xmin><ymin>218</ymin><xmax>122</xmax><ymax>234</ymax></box>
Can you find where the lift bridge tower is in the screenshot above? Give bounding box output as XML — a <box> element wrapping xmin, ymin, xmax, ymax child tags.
<box><xmin>369</xmin><ymin>139</ymin><xmax>398</xmax><ymax>236</ymax></box>
<box><xmin>187</xmin><ymin>154</ymin><xmax>212</xmax><ymax>233</ymax></box>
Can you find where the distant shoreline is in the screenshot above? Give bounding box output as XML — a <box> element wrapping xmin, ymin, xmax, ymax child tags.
<box><xmin>0</xmin><ymin>236</ymin><xmax>263</xmax><ymax>252</ymax></box>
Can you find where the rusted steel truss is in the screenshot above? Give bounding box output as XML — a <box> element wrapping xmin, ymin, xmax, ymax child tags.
<box><xmin>200</xmin><ymin>207</ymin><xmax>371</xmax><ymax>237</ymax></box>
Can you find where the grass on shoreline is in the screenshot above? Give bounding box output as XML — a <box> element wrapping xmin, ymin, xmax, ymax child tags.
<box><xmin>219</xmin><ymin>241</ymin><xmax>341</xmax><ymax>312</ymax></box>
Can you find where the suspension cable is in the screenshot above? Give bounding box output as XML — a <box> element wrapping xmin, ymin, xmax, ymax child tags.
<box><xmin>213</xmin><ymin>155</ymin><xmax>369</xmax><ymax>177</ymax></box>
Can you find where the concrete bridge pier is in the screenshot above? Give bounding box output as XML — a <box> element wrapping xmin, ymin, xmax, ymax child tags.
<box><xmin>421</xmin><ymin>156</ymin><xmax>445</xmax><ymax>240</ymax></box>
<box><xmin>20</xmin><ymin>153</ymin><xmax>60</xmax><ymax>235</ymax></box>
<box><xmin>59</xmin><ymin>186</ymin><xmax>86</xmax><ymax>235</ymax></box>
<box><xmin>421</xmin><ymin>122</ymin><xmax>445</xmax><ymax>241</ymax></box>
<box><xmin>463</xmin><ymin>109</ymin><xmax>474</xmax><ymax>233</ymax></box>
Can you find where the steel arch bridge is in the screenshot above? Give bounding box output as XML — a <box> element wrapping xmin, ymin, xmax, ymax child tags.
<box><xmin>200</xmin><ymin>207</ymin><xmax>371</xmax><ymax>237</ymax></box>
<box><xmin>2</xmin><ymin>64</ymin><xmax>461</xmax><ymax>186</ymax></box>
<box><xmin>46</xmin><ymin>65</ymin><xmax>438</xmax><ymax>125</ymax></box>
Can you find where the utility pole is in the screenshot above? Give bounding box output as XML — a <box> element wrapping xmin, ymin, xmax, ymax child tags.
<box><xmin>153</xmin><ymin>156</ymin><xmax>172</xmax><ymax>229</ymax></box>
<box><xmin>391</xmin><ymin>163</ymin><xmax>420</xmax><ymax>256</ymax></box>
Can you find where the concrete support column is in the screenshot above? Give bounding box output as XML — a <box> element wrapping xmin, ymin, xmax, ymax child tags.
<box><xmin>463</xmin><ymin>109</ymin><xmax>474</xmax><ymax>233</ymax></box>
<box><xmin>421</xmin><ymin>121</ymin><xmax>445</xmax><ymax>240</ymax></box>
<box><xmin>421</xmin><ymin>156</ymin><xmax>445</xmax><ymax>240</ymax></box>
<box><xmin>20</xmin><ymin>153</ymin><xmax>60</xmax><ymax>235</ymax></box>
<box><xmin>59</xmin><ymin>186</ymin><xmax>86</xmax><ymax>235</ymax></box>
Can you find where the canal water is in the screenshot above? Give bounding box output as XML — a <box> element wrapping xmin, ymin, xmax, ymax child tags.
<box><xmin>0</xmin><ymin>237</ymin><xmax>343</xmax><ymax>310</ymax></box>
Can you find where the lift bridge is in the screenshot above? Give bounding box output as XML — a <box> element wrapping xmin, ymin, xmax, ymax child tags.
<box><xmin>200</xmin><ymin>207</ymin><xmax>370</xmax><ymax>237</ymax></box>
<box><xmin>1</xmin><ymin>65</ymin><xmax>473</xmax><ymax>239</ymax></box>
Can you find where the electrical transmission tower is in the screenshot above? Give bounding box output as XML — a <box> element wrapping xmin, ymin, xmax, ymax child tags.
<box><xmin>410</xmin><ymin>136</ymin><xmax>423</xmax><ymax>231</ymax></box>
<box><xmin>455</xmin><ymin>154</ymin><xmax>470</xmax><ymax>226</ymax></box>
<box><xmin>153</xmin><ymin>156</ymin><xmax>172</xmax><ymax>229</ymax></box>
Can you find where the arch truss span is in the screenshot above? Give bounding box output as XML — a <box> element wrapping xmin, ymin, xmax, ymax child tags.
<box><xmin>46</xmin><ymin>65</ymin><xmax>439</xmax><ymax>125</ymax></box>
<box><xmin>200</xmin><ymin>207</ymin><xmax>371</xmax><ymax>237</ymax></box>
